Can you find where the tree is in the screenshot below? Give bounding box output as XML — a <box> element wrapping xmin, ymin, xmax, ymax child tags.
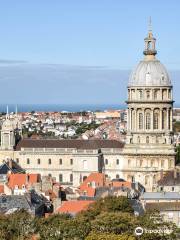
<box><xmin>85</xmin><ymin>233</ymin><xmax>135</xmax><ymax>240</ymax></box>
<box><xmin>90</xmin><ymin>212</ymin><xmax>137</xmax><ymax>235</ymax></box>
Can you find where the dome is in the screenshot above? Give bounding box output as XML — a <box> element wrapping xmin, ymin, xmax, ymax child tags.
<box><xmin>128</xmin><ymin>59</ymin><xmax>171</xmax><ymax>87</ymax></box>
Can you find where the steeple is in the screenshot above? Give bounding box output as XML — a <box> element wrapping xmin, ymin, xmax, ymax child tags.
<box><xmin>143</xmin><ymin>17</ymin><xmax>157</xmax><ymax>59</ymax></box>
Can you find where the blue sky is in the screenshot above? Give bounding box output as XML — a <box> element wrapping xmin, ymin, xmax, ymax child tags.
<box><xmin>0</xmin><ymin>1</ymin><xmax>180</xmax><ymax>105</ymax></box>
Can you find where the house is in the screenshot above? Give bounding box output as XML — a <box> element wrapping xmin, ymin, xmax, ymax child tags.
<box><xmin>0</xmin><ymin>190</ymin><xmax>50</xmax><ymax>216</ymax></box>
<box><xmin>157</xmin><ymin>170</ymin><xmax>180</xmax><ymax>192</ymax></box>
<box><xmin>7</xmin><ymin>173</ymin><xmax>41</xmax><ymax>195</ymax></box>
<box><xmin>145</xmin><ymin>202</ymin><xmax>180</xmax><ymax>227</ymax></box>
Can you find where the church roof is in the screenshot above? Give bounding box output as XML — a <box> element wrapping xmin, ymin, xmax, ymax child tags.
<box><xmin>128</xmin><ymin>20</ymin><xmax>171</xmax><ymax>87</ymax></box>
<box><xmin>128</xmin><ymin>59</ymin><xmax>171</xmax><ymax>87</ymax></box>
<box><xmin>15</xmin><ymin>139</ymin><xmax>124</xmax><ymax>150</ymax></box>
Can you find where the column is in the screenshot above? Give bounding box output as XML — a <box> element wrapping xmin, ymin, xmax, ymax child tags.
<box><xmin>129</xmin><ymin>108</ymin><xmax>132</xmax><ymax>131</ymax></box>
<box><xmin>166</xmin><ymin>108</ymin><xmax>169</xmax><ymax>130</ymax></box>
<box><xmin>151</xmin><ymin>109</ymin><xmax>153</xmax><ymax>130</ymax></box>
<box><xmin>143</xmin><ymin>108</ymin><xmax>145</xmax><ymax>130</ymax></box>
<box><xmin>134</xmin><ymin>108</ymin><xmax>137</xmax><ymax>131</ymax></box>
<box><xmin>159</xmin><ymin>108</ymin><xmax>162</xmax><ymax>130</ymax></box>
<box><xmin>170</xmin><ymin>108</ymin><xmax>173</xmax><ymax>131</ymax></box>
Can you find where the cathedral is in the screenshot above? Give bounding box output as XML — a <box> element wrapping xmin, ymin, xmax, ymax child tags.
<box><xmin>123</xmin><ymin>24</ymin><xmax>175</xmax><ymax>190</ymax></box>
<box><xmin>0</xmin><ymin>24</ymin><xmax>176</xmax><ymax>191</ymax></box>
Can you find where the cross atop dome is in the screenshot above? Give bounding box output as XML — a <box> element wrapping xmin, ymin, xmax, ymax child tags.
<box><xmin>143</xmin><ymin>17</ymin><xmax>157</xmax><ymax>58</ymax></box>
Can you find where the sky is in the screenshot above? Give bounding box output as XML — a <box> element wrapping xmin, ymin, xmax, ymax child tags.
<box><xmin>0</xmin><ymin>0</ymin><xmax>180</xmax><ymax>105</ymax></box>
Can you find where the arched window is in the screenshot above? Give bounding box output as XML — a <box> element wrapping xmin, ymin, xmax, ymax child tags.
<box><xmin>116</xmin><ymin>174</ymin><xmax>119</xmax><ymax>179</ymax></box>
<box><xmin>146</xmin><ymin>136</ymin><xmax>149</xmax><ymax>144</ymax></box>
<box><xmin>116</xmin><ymin>159</ymin><xmax>119</xmax><ymax>165</ymax></box>
<box><xmin>59</xmin><ymin>159</ymin><xmax>62</xmax><ymax>165</ymax></box>
<box><xmin>27</xmin><ymin>158</ymin><xmax>30</xmax><ymax>164</ymax></box>
<box><xmin>70</xmin><ymin>159</ymin><xmax>73</xmax><ymax>165</ymax></box>
<box><xmin>105</xmin><ymin>159</ymin><xmax>108</xmax><ymax>165</ymax></box>
<box><xmin>139</xmin><ymin>113</ymin><xmax>143</xmax><ymax>130</ymax></box>
<box><xmin>48</xmin><ymin>158</ymin><xmax>51</xmax><ymax>165</ymax></box>
<box><xmin>37</xmin><ymin>158</ymin><xmax>40</xmax><ymax>165</ymax></box>
<box><xmin>153</xmin><ymin>112</ymin><xmax>159</xmax><ymax>129</ymax></box>
<box><xmin>146</xmin><ymin>113</ymin><xmax>151</xmax><ymax>130</ymax></box>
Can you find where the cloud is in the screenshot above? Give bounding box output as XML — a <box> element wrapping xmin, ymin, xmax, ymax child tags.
<box><xmin>0</xmin><ymin>63</ymin><xmax>179</xmax><ymax>106</ymax></box>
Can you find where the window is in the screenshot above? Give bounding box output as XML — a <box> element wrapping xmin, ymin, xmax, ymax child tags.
<box><xmin>59</xmin><ymin>174</ymin><xmax>63</xmax><ymax>182</ymax></box>
<box><xmin>161</xmin><ymin>160</ymin><xmax>165</xmax><ymax>168</ymax></box>
<box><xmin>27</xmin><ymin>158</ymin><xmax>30</xmax><ymax>164</ymax></box>
<box><xmin>172</xmin><ymin>187</ymin><xmax>175</xmax><ymax>192</ymax></box>
<box><xmin>146</xmin><ymin>136</ymin><xmax>149</xmax><ymax>144</ymax></box>
<box><xmin>37</xmin><ymin>158</ymin><xmax>40</xmax><ymax>165</ymax></box>
<box><xmin>70</xmin><ymin>159</ymin><xmax>73</xmax><ymax>165</ymax></box>
<box><xmin>146</xmin><ymin>90</ymin><xmax>150</xmax><ymax>99</ymax></box>
<box><xmin>48</xmin><ymin>173</ymin><xmax>52</xmax><ymax>177</ymax></box>
<box><xmin>59</xmin><ymin>159</ymin><xmax>62</xmax><ymax>165</ymax></box>
<box><xmin>160</xmin><ymin>186</ymin><xmax>163</xmax><ymax>191</ymax></box>
<box><xmin>116</xmin><ymin>174</ymin><xmax>119</xmax><ymax>179</ymax></box>
<box><xmin>154</xmin><ymin>90</ymin><xmax>158</xmax><ymax>100</ymax></box>
<box><xmin>128</xmin><ymin>159</ymin><xmax>131</xmax><ymax>166</ymax></box>
<box><xmin>16</xmin><ymin>158</ymin><xmax>19</xmax><ymax>163</ymax></box>
<box><xmin>48</xmin><ymin>158</ymin><xmax>51</xmax><ymax>165</ymax></box>
<box><xmin>153</xmin><ymin>112</ymin><xmax>159</xmax><ymax>129</ymax></box>
<box><xmin>139</xmin><ymin>113</ymin><xmax>143</xmax><ymax>130</ymax></box>
<box><xmin>162</xmin><ymin>110</ymin><xmax>166</xmax><ymax>129</ymax></box>
<box><xmin>137</xmin><ymin>136</ymin><xmax>140</xmax><ymax>143</ymax></box>
<box><xmin>146</xmin><ymin>113</ymin><xmax>151</xmax><ymax>130</ymax></box>
<box><xmin>83</xmin><ymin>176</ymin><xmax>87</xmax><ymax>181</ymax></box>
<box><xmin>139</xmin><ymin>90</ymin><xmax>143</xmax><ymax>99</ymax></box>
<box><xmin>70</xmin><ymin>174</ymin><xmax>73</xmax><ymax>182</ymax></box>
<box><xmin>116</xmin><ymin>159</ymin><xmax>119</xmax><ymax>165</ymax></box>
<box><xmin>83</xmin><ymin>160</ymin><xmax>88</xmax><ymax>170</ymax></box>
<box><xmin>151</xmin><ymin>160</ymin><xmax>153</xmax><ymax>167</ymax></box>
<box><xmin>105</xmin><ymin>159</ymin><xmax>108</xmax><ymax>165</ymax></box>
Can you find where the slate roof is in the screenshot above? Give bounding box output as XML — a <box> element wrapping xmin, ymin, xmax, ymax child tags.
<box><xmin>0</xmin><ymin>160</ymin><xmax>25</xmax><ymax>175</ymax></box>
<box><xmin>0</xmin><ymin>195</ymin><xmax>32</xmax><ymax>214</ymax></box>
<box><xmin>16</xmin><ymin>139</ymin><xmax>124</xmax><ymax>150</ymax></box>
<box><xmin>146</xmin><ymin>202</ymin><xmax>180</xmax><ymax>211</ymax></box>
<box><xmin>157</xmin><ymin>171</ymin><xmax>180</xmax><ymax>186</ymax></box>
<box><xmin>141</xmin><ymin>192</ymin><xmax>180</xmax><ymax>200</ymax></box>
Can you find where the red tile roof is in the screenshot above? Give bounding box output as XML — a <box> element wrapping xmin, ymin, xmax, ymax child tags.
<box><xmin>8</xmin><ymin>173</ymin><xmax>39</xmax><ymax>189</ymax></box>
<box><xmin>79</xmin><ymin>173</ymin><xmax>106</xmax><ymax>197</ymax></box>
<box><xmin>57</xmin><ymin>200</ymin><xmax>94</xmax><ymax>215</ymax></box>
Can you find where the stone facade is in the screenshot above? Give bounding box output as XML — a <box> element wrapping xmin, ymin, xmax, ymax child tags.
<box><xmin>123</xmin><ymin>24</ymin><xmax>175</xmax><ymax>191</ymax></box>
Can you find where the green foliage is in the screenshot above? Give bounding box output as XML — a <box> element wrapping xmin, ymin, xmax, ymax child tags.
<box><xmin>173</xmin><ymin>121</ymin><xmax>180</xmax><ymax>133</ymax></box>
<box><xmin>85</xmin><ymin>232</ymin><xmax>136</xmax><ymax>240</ymax></box>
<box><xmin>0</xmin><ymin>198</ymin><xmax>179</xmax><ymax>240</ymax></box>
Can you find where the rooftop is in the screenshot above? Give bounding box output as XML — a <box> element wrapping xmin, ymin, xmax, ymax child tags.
<box><xmin>141</xmin><ymin>192</ymin><xmax>180</xmax><ymax>200</ymax></box>
<box><xmin>16</xmin><ymin>139</ymin><xmax>124</xmax><ymax>150</ymax></box>
<box><xmin>56</xmin><ymin>200</ymin><xmax>94</xmax><ymax>215</ymax></box>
